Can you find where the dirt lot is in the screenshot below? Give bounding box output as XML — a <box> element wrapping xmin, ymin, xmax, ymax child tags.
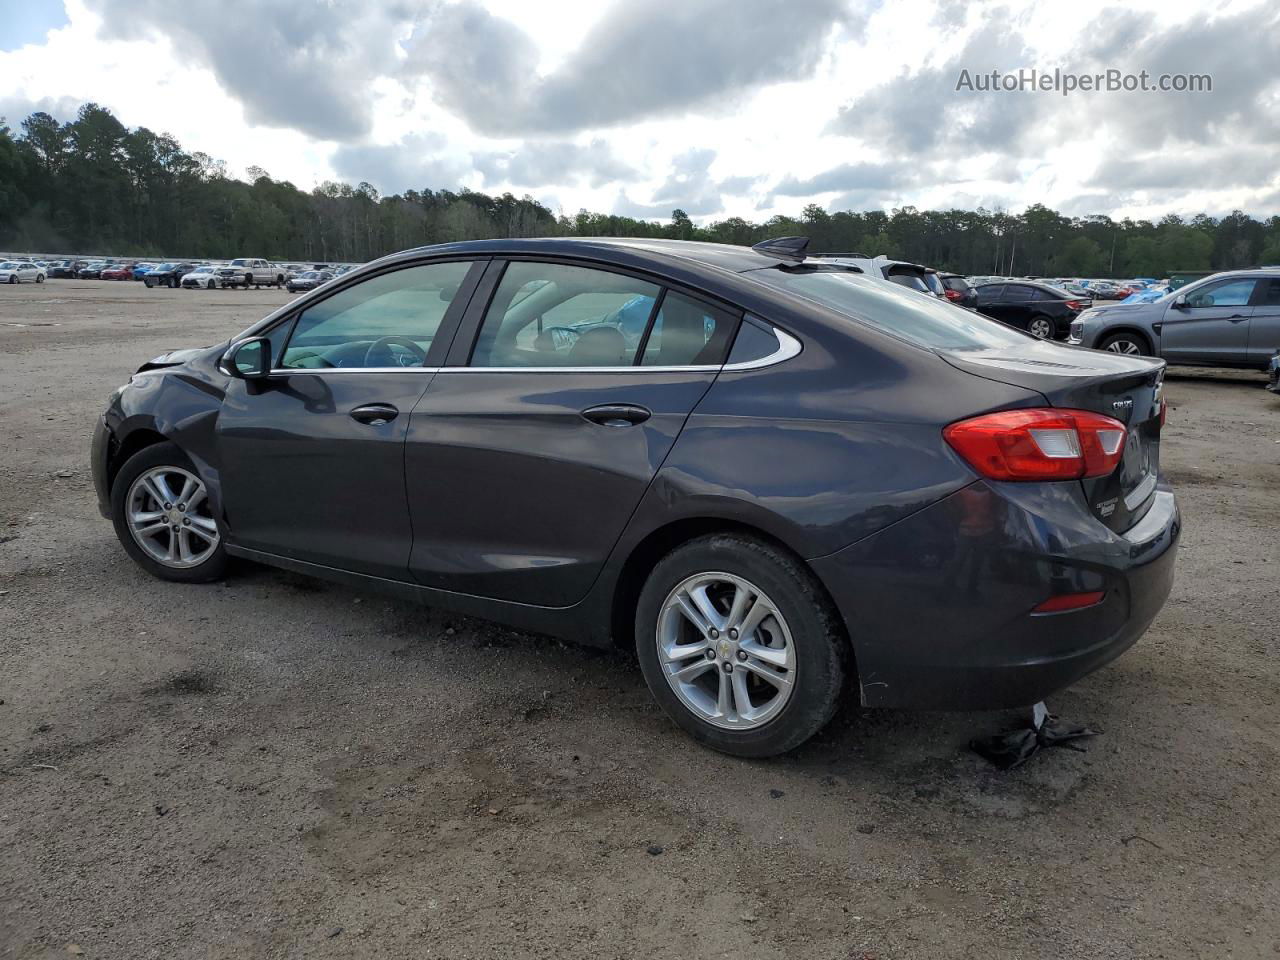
<box><xmin>1</xmin><ymin>280</ymin><xmax>1278</xmax><ymax>960</ymax></box>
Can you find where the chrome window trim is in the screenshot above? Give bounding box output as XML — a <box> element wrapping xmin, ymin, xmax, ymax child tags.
<box><xmin>260</xmin><ymin>324</ymin><xmax>800</xmax><ymax>376</ymax></box>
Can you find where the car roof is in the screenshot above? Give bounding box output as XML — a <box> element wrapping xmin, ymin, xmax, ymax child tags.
<box><xmin>401</xmin><ymin>236</ymin><xmax>803</xmax><ymax>275</ymax></box>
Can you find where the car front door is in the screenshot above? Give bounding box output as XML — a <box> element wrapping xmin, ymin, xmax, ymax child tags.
<box><xmin>214</xmin><ymin>258</ymin><xmax>483</xmax><ymax>579</ymax></box>
<box><xmin>1158</xmin><ymin>277</ymin><xmax>1255</xmax><ymax>364</ymax></box>
<box><xmin>403</xmin><ymin>259</ymin><xmax>740</xmax><ymax>606</ymax></box>
<box><xmin>1246</xmin><ymin>277</ymin><xmax>1280</xmax><ymax>367</ymax></box>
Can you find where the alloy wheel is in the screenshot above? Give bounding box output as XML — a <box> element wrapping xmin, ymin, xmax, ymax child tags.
<box><xmin>656</xmin><ymin>572</ymin><xmax>796</xmax><ymax>730</ymax></box>
<box><xmin>125</xmin><ymin>465</ymin><xmax>220</xmax><ymax>568</ymax></box>
<box><xmin>1028</xmin><ymin>317</ymin><xmax>1052</xmax><ymax>339</ymax></box>
<box><xmin>1105</xmin><ymin>338</ymin><xmax>1144</xmax><ymax>355</ymax></box>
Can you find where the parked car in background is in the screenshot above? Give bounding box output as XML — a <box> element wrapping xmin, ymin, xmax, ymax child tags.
<box><xmin>284</xmin><ymin>269</ymin><xmax>333</xmax><ymax>293</ymax></box>
<box><xmin>939</xmin><ymin>272</ymin><xmax>978</xmax><ymax>308</ymax></box>
<box><xmin>1266</xmin><ymin>350</ymin><xmax>1280</xmax><ymax>394</ymax></box>
<box><xmin>181</xmin><ymin>265</ymin><xmax>222</xmax><ymax>289</ymax></box>
<box><xmin>217</xmin><ymin>258</ymin><xmax>285</xmax><ymax>289</ymax></box>
<box><xmin>48</xmin><ymin>259</ymin><xmax>84</xmax><ymax>279</ymax></box>
<box><xmin>144</xmin><ymin>263</ymin><xmax>196</xmax><ymax>288</ymax></box>
<box><xmin>974</xmin><ymin>280</ymin><xmax>1090</xmax><ymax>339</ymax></box>
<box><xmin>1070</xmin><ymin>269</ymin><xmax>1280</xmax><ymax>368</ymax></box>
<box><xmin>101</xmin><ymin>263</ymin><xmax>137</xmax><ymax>280</ymax></box>
<box><xmin>132</xmin><ymin>263</ymin><xmax>157</xmax><ymax>280</ymax></box>
<box><xmin>77</xmin><ymin>261</ymin><xmax>109</xmax><ymax>279</ymax></box>
<box><xmin>922</xmin><ymin>269</ymin><xmax>948</xmax><ymax>300</ymax></box>
<box><xmin>814</xmin><ymin>254</ymin><xmax>934</xmax><ymax>294</ymax></box>
<box><xmin>0</xmin><ymin>260</ymin><xmax>47</xmax><ymax>284</ymax></box>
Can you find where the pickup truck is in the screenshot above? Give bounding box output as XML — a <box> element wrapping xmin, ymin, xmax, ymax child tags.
<box><xmin>217</xmin><ymin>258</ymin><xmax>285</xmax><ymax>289</ymax></box>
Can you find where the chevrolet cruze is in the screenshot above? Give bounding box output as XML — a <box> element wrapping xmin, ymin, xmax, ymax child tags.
<box><xmin>92</xmin><ymin>237</ymin><xmax>1180</xmax><ymax>756</ymax></box>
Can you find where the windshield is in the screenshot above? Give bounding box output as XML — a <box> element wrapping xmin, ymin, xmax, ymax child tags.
<box><xmin>750</xmin><ymin>266</ymin><xmax>1032</xmax><ymax>351</ymax></box>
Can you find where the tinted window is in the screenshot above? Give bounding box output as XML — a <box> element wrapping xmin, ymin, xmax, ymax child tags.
<box><xmin>640</xmin><ymin>292</ymin><xmax>736</xmax><ymax>366</ymax></box>
<box><xmin>752</xmin><ymin>267</ymin><xmax>1030</xmax><ymax>351</ymax></box>
<box><xmin>280</xmin><ymin>260</ymin><xmax>472</xmax><ymax>369</ymax></box>
<box><xmin>941</xmin><ymin>276</ymin><xmax>970</xmax><ymax>293</ymax></box>
<box><xmin>1028</xmin><ymin>287</ymin><xmax>1063</xmax><ymax>301</ymax></box>
<box><xmin>471</xmin><ymin>262</ymin><xmax>660</xmax><ymax>368</ymax></box>
<box><xmin>1257</xmin><ymin>278</ymin><xmax>1280</xmax><ymax>306</ymax></box>
<box><xmin>976</xmin><ymin>284</ymin><xmax>1005</xmax><ymax>302</ymax></box>
<box><xmin>887</xmin><ymin>273</ymin><xmax>929</xmax><ymax>293</ymax></box>
<box><xmin>727</xmin><ymin>318</ymin><xmax>779</xmax><ymax>364</ymax></box>
<box><xmin>1186</xmin><ymin>278</ymin><xmax>1256</xmax><ymax>308</ymax></box>
<box><xmin>1005</xmin><ymin>284</ymin><xmax>1036</xmax><ymax>300</ymax></box>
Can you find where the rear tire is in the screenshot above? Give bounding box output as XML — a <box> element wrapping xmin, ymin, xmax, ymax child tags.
<box><xmin>1027</xmin><ymin>315</ymin><xmax>1054</xmax><ymax>339</ymax></box>
<box><xmin>635</xmin><ymin>534</ymin><xmax>848</xmax><ymax>758</ymax></box>
<box><xmin>36</xmin><ymin>274</ymin><xmax>44</xmax><ymax>283</ymax></box>
<box><xmin>1099</xmin><ymin>332</ymin><xmax>1150</xmax><ymax>356</ymax></box>
<box><xmin>110</xmin><ymin>442</ymin><xmax>228</xmax><ymax>584</ymax></box>
<box><xmin>207</xmin><ymin>280</ymin><xmax>215</xmax><ymax>290</ymax></box>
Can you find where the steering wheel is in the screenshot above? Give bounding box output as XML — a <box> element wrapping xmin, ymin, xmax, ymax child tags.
<box><xmin>364</xmin><ymin>336</ymin><xmax>428</xmax><ymax>368</ymax></box>
<box><xmin>535</xmin><ymin>326</ymin><xmax>581</xmax><ymax>353</ymax></box>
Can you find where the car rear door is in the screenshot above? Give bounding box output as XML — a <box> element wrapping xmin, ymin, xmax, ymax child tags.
<box><xmin>1159</xmin><ymin>277</ymin><xmax>1255</xmax><ymax>364</ymax></box>
<box><xmin>403</xmin><ymin>258</ymin><xmax>740</xmax><ymax>606</ymax></box>
<box><xmin>1246</xmin><ymin>277</ymin><xmax>1280</xmax><ymax>367</ymax></box>
<box><xmin>214</xmin><ymin>258</ymin><xmax>483</xmax><ymax>579</ymax></box>
<box><xmin>975</xmin><ymin>284</ymin><xmax>1007</xmax><ymax>321</ymax></box>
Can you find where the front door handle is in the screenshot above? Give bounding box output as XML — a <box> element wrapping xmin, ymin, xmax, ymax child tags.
<box><xmin>1227</xmin><ymin>314</ymin><xmax>1248</xmax><ymax>322</ymax></box>
<box><xmin>581</xmin><ymin>403</ymin><xmax>651</xmax><ymax>427</ymax></box>
<box><xmin>349</xmin><ymin>403</ymin><xmax>399</xmax><ymax>425</ymax></box>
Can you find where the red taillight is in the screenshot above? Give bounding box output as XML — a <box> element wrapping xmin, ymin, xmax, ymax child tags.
<box><xmin>1065</xmin><ymin>299</ymin><xmax>1084</xmax><ymax>310</ymax></box>
<box><xmin>1032</xmin><ymin>591</ymin><xmax>1106</xmax><ymax>613</ymax></box>
<box><xmin>944</xmin><ymin>289</ymin><xmax>962</xmax><ymax>301</ymax></box>
<box><xmin>943</xmin><ymin>408</ymin><xmax>1127</xmax><ymax>481</ymax></box>
<box><xmin>1159</xmin><ymin>395</ymin><xmax>1167</xmax><ymax>427</ymax></box>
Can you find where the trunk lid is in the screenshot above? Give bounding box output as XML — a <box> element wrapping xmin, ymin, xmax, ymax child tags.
<box><xmin>941</xmin><ymin>340</ymin><xmax>1166</xmax><ymax>533</ymax></box>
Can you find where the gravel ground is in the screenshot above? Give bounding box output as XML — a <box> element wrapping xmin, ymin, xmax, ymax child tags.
<box><xmin>2</xmin><ymin>280</ymin><xmax>1278</xmax><ymax>960</ymax></box>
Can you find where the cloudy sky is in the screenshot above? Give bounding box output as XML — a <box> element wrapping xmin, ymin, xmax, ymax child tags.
<box><xmin>2</xmin><ymin>0</ymin><xmax>1278</xmax><ymax>222</ymax></box>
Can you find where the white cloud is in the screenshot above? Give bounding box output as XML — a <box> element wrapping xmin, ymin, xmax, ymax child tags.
<box><xmin>1</xmin><ymin>0</ymin><xmax>1276</xmax><ymax>222</ymax></box>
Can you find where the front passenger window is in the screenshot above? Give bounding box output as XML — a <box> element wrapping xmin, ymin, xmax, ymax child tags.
<box><xmin>1186</xmin><ymin>279</ymin><xmax>1256</xmax><ymax>308</ymax></box>
<box><xmin>280</xmin><ymin>260</ymin><xmax>473</xmax><ymax>369</ymax></box>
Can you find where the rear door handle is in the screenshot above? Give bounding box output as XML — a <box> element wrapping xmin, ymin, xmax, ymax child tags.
<box><xmin>581</xmin><ymin>403</ymin><xmax>651</xmax><ymax>427</ymax></box>
<box><xmin>349</xmin><ymin>403</ymin><xmax>399</xmax><ymax>425</ymax></box>
<box><xmin>1228</xmin><ymin>314</ymin><xmax>1248</xmax><ymax>322</ymax></box>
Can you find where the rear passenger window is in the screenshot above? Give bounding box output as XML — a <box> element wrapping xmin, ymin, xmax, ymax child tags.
<box><xmin>472</xmin><ymin>262</ymin><xmax>660</xmax><ymax>367</ymax></box>
<box><xmin>640</xmin><ymin>292</ymin><xmax>737</xmax><ymax>366</ymax></box>
<box><xmin>1258</xmin><ymin>278</ymin><xmax>1280</xmax><ymax>306</ymax></box>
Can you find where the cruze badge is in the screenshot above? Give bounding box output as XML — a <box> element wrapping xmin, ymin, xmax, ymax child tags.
<box><xmin>1112</xmin><ymin>398</ymin><xmax>1134</xmax><ymax>416</ymax></box>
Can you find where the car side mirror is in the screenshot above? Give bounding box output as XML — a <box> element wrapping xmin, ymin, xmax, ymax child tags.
<box><xmin>1172</xmin><ymin>294</ymin><xmax>1188</xmax><ymax>309</ymax></box>
<box><xmin>223</xmin><ymin>337</ymin><xmax>271</xmax><ymax>379</ymax></box>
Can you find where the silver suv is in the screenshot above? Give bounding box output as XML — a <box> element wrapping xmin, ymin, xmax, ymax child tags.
<box><xmin>1068</xmin><ymin>270</ymin><xmax>1280</xmax><ymax>369</ymax></box>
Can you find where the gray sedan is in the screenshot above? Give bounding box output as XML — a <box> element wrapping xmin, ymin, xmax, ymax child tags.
<box><xmin>1069</xmin><ymin>269</ymin><xmax>1280</xmax><ymax>369</ymax></box>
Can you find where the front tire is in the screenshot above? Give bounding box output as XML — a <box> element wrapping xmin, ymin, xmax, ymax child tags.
<box><xmin>635</xmin><ymin>534</ymin><xmax>848</xmax><ymax>757</ymax></box>
<box><xmin>1099</xmin><ymin>332</ymin><xmax>1150</xmax><ymax>356</ymax></box>
<box><xmin>207</xmin><ymin>279</ymin><xmax>215</xmax><ymax>290</ymax></box>
<box><xmin>110</xmin><ymin>442</ymin><xmax>227</xmax><ymax>583</ymax></box>
<box><xmin>36</xmin><ymin>274</ymin><xmax>44</xmax><ymax>283</ymax></box>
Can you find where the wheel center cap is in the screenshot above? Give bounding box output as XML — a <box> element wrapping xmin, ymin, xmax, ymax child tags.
<box><xmin>167</xmin><ymin>508</ymin><xmax>183</xmax><ymax>525</ymax></box>
<box><xmin>717</xmin><ymin>639</ymin><xmax>732</xmax><ymax>659</ymax></box>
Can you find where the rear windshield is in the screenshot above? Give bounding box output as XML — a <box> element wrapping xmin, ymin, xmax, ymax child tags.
<box><xmin>750</xmin><ymin>266</ymin><xmax>1031</xmax><ymax>351</ymax></box>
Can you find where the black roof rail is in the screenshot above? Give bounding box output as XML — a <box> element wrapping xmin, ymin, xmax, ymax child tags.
<box><xmin>811</xmin><ymin>251</ymin><xmax>868</xmax><ymax>259</ymax></box>
<box><xmin>751</xmin><ymin>236</ymin><xmax>809</xmax><ymax>262</ymax></box>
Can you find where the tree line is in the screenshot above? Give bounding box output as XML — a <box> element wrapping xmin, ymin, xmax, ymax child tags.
<box><xmin>3</xmin><ymin>103</ymin><xmax>1279</xmax><ymax>277</ymax></box>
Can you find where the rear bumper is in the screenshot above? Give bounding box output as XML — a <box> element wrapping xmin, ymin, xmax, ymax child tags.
<box><xmin>812</xmin><ymin>479</ymin><xmax>1179</xmax><ymax>711</ymax></box>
